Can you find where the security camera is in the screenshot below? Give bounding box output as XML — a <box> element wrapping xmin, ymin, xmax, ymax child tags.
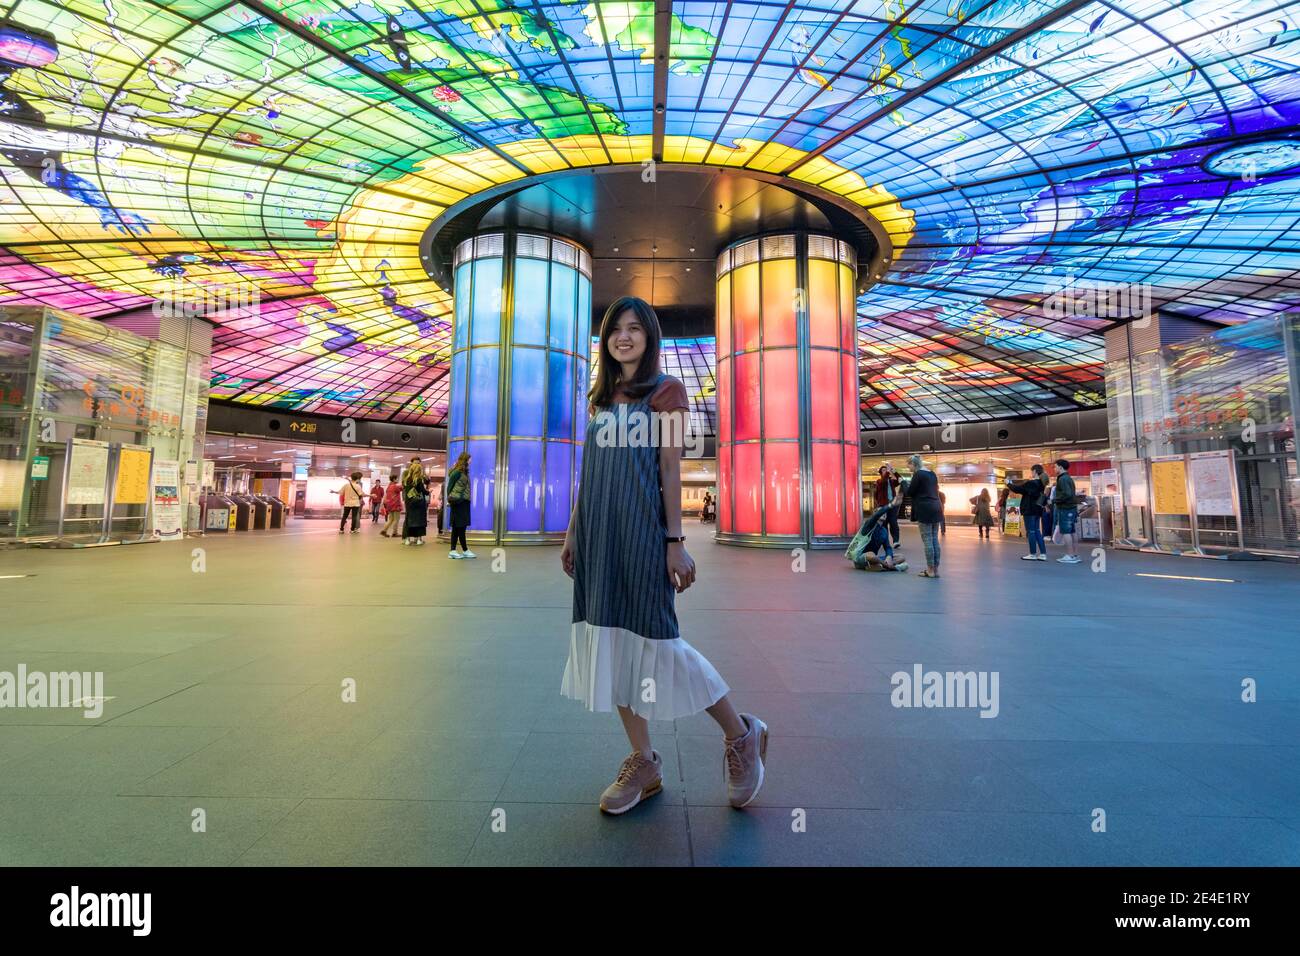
<box><xmin>921</xmin><ymin>443</ymin><xmax>932</xmax><ymax>452</ymax></box>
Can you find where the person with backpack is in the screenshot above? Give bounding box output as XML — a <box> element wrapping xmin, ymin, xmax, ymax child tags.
<box><xmin>445</xmin><ymin>451</ymin><xmax>475</xmax><ymax>559</ymax></box>
<box><xmin>1006</xmin><ymin>465</ymin><xmax>1049</xmax><ymax>560</ymax></box>
<box><xmin>846</xmin><ymin>499</ymin><xmax>907</xmax><ymax>572</ymax></box>
<box><xmin>380</xmin><ymin>474</ymin><xmax>403</xmax><ymax>537</ymax></box>
<box><xmin>337</xmin><ymin>471</ymin><xmax>365</xmax><ymax>534</ymax></box>
<box><xmin>401</xmin><ymin>461</ymin><xmax>430</xmax><ymax>546</ymax></box>
<box><xmin>1051</xmin><ymin>459</ymin><xmax>1081</xmax><ymax>564</ymax></box>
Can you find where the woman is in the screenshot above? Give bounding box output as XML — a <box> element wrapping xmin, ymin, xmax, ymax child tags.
<box><xmin>560</xmin><ymin>296</ymin><xmax>766</xmax><ymax>816</ymax></box>
<box><xmin>380</xmin><ymin>474</ymin><xmax>403</xmax><ymax>537</ymax></box>
<box><xmin>402</xmin><ymin>460</ymin><xmax>430</xmax><ymax>546</ymax></box>
<box><xmin>445</xmin><ymin>452</ymin><xmax>475</xmax><ymax>559</ymax></box>
<box><xmin>970</xmin><ymin>488</ymin><xmax>994</xmax><ymax>539</ymax></box>
<box><xmin>369</xmin><ymin>478</ymin><xmax>384</xmax><ymax>523</ymax></box>
<box><xmin>906</xmin><ymin>454</ymin><xmax>943</xmax><ymax>577</ymax></box>
<box><xmin>337</xmin><ymin>471</ymin><xmax>365</xmax><ymax>534</ymax></box>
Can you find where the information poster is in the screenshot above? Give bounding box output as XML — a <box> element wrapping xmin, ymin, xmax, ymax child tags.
<box><xmin>1189</xmin><ymin>452</ymin><xmax>1236</xmax><ymax>517</ymax></box>
<box><xmin>1004</xmin><ymin>493</ymin><xmax>1024</xmax><ymax>536</ymax></box>
<box><xmin>151</xmin><ymin>459</ymin><xmax>182</xmax><ymax>539</ymax></box>
<box><xmin>201</xmin><ymin>459</ymin><xmax>215</xmax><ymax>489</ymax></box>
<box><xmin>66</xmin><ymin>441</ymin><xmax>110</xmax><ymax>505</ymax></box>
<box><xmin>114</xmin><ymin>447</ymin><xmax>152</xmax><ymax>505</ymax></box>
<box><xmin>0</xmin><ymin>460</ymin><xmax>22</xmax><ymax>511</ymax></box>
<box><xmin>1150</xmin><ymin>458</ymin><xmax>1190</xmax><ymax>516</ymax></box>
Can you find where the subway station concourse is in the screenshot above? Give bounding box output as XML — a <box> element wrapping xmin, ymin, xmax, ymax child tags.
<box><xmin>1</xmin><ymin>0</ymin><xmax>1299</xmax><ymax>872</ymax></box>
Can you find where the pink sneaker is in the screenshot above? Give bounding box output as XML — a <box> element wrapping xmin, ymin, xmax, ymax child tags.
<box><xmin>724</xmin><ymin>714</ymin><xmax>769</xmax><ymax>809</ymax></box>
<box><xmin>599</xmin><ymin>750</ymin><xmax>663</xmax><ymax>815</ymax></box>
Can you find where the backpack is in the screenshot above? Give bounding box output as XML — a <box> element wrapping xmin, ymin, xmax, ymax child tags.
<box><xmin>448</xmin><ymin>470</ymin><xmax>470</xmax><ymax>503</ymax></box>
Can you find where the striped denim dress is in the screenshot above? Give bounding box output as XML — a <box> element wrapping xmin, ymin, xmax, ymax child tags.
<box><xmin>561</xmin><ymin>373</ymin><xmax>728</xmax><ymax>720</ymax></box>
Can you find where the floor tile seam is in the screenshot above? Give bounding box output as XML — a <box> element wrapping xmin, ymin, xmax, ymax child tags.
<box><xmin>228</xmin><ymin>796</ymin><xmax>309</xmax><ymax>866</ymax></box>
<box><xmin>86</xmin><ymin>681</ymin><xmax>206</xmax><ymax>728</ymax></box>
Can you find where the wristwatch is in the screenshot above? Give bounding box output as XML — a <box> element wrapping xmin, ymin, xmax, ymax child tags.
<box><xmin>665</xmin><ymin>535</ymin><xmax>686</xmax><ymax>544</ymax></box>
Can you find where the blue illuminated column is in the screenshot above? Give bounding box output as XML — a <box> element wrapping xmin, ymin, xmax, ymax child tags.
<box><xmin>447</xmin><ymin>232</ymin><xmax>592</xmax><ymax>544</ymax></box>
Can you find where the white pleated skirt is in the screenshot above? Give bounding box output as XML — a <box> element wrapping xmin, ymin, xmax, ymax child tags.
<box><xmin>560</xmin><ymin>623</ymin><xmax>730</xmax><ymax>721</ymax></box>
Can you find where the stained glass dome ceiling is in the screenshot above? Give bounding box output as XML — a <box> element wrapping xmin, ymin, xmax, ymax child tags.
<box><xmin>1</xmin><ymin>0</ymin><xmax>1298</xmax><ymax>432</ymax></box>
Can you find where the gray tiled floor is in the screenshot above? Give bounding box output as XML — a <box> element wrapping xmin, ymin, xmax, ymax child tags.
<box><xmin>1</xmin><ymin>521</ymin><xmax>1297</xmax><ymax>866</ymax></box>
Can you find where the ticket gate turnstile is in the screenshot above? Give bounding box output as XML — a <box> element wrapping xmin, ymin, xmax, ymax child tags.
<box><xmin>230</xmin><ymin>494</ymin><xmax>267</xmax><ymax>530</ymax></box>
<box><xmin>203</xmin><ymin>493</ymin><xmax>237</xmax><ymax>532</ymax></box>
<box><xmin>258</xmin><ymin>495</ymin><xmax>286</xmax><ymax>529</ymax></box>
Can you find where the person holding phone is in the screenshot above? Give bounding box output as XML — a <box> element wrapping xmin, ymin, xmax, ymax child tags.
<box><xmin>1006</xmin><ymin>466</ymin><xmax>1049</xmax><ymax>559</ymax></box>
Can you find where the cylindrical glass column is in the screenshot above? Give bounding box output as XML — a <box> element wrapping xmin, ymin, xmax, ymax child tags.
<box><xmin>447</xmin><ymin>232</ymin><xmax>592</xmax><ymax>544</ymax></box>
<box><xmin>716</xmin><ymin>233</ymin><xmax>860</xmax><ymax>548</ymax></box>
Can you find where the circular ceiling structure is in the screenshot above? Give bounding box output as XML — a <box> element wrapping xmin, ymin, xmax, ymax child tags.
<box><xmin>421</xmin><ymin>164</ymin><xmax>889</xmax><ymax>334</ymax></box>
<box><xmin>0</xmin><ymin>1</ymin><xmax>1297</xmax><ymax>434</ymax></box>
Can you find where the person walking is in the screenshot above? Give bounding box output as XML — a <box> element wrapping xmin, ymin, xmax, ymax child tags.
<box><xmin>368</xmin><ymin>478</ymin><xmax>383</xmax><ymax>523</ymax></box>
<box><xmin>445</xmin><ymin>451</ymin><xmax>475</xmax><ymax>559</ymax></box>
<box><xmin>337</xmin><ymin>471</ymin><xmax>365</xmax><ymax>534</ymax></box>
<box><xmin>402</xmin><ymin>461</ymin><xmax>430</xmax><ymax>546</ymax></box>
<box><xmin>970</xmin><ymin>488</ymin><xmax>994</xmax><ymax>539</ymax></box>
<box><xmin>1051</xmin><ymin>459</ymin><xmax>1082</xmax><ymax>564</ymax></box>
<box><xmin>874</xmin><ymin>463</ymin><xmax>902</xmax><ymax>547</ymax></box>
<box><xmin>996</xmin><ymin>484</ymin><xmax>1009</xmax><ymax>532</ymax></box>
<box><xmin>906</xmin><ymin>454</ymin><xmax>943</xmax><ymax>578</ymax></box>
<box><xmin>380</xmin><ymin>474</ymin><xmax>403</xmax><ymax>537</ymax></box>
<box><xmin>560</xmin><ymin>295</ymin><xmax>766</xmax><ymax>815</ymax></box>
<box><xmin>1006</xmin><ymin>465</ymin><xmax>1049</xmax><ymax>560</ymax></box>
<box><xmin>938</xmin><ymin>489</ymin><xmax>948</xmax><ymax>536</ymax></box>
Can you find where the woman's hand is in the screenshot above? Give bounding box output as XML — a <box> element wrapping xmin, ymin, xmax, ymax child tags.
<box><xmin>666</xmin><ymin>542</ymin><xmax>695</xmax><ymax>593</ymax></box>
<box><xmin>561</xmin><ymin>533</ymin><xmax>576</xmax><ymax>578</ymax></box>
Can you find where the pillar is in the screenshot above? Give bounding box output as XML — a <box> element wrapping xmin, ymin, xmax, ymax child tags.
<box><xmin>715</xmin><ymin>233</ymin><xmax>861</xmax><ymax>548</ymax></box>
<box><xmin>447</xmin><ymin>231</ymin><xmax>592</xmax><ymax>544</ymax></box>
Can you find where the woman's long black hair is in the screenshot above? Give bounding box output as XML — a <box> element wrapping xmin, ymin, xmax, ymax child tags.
<box><xmin>588</xmin><ymin>295</ymin><xmax>662</xmax><ymax>408</ymax></box>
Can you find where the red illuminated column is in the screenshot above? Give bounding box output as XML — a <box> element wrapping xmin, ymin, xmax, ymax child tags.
<box><xmin>715</xmin><ymin>234</ymin><xmax>861</xmax><ymax>547</ymax></box>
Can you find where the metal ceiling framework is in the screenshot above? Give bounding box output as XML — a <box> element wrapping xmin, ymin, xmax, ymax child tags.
<box><xmin>0</xmin><ymin>0</ymin><xmax>1296</xmax><ymax>432</ymax></box>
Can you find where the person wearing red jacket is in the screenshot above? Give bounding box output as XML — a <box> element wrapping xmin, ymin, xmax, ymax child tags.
<box><xmin>379</xmin><ymin>474</ymin><xmax>403</xmax><ymax>537</ymax></box>
<box><xmin>873</xmin><ymin>463</ymin><xmax>902</xmax><ymax>548</ymax></box>
<box><xmin>369</xmin><ymin>479</ymin><xmax>384</xmax><ymax>523</ymax></box>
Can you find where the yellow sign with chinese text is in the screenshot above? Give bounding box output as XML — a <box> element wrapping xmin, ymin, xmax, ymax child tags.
<box><xmin>114</xmin><ymin>448</ymin><xmax>152</xmax><ymax>505</ymax></box>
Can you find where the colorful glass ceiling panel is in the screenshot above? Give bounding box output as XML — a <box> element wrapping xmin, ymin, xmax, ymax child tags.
<box><xmin>1</xmin><ymin>0</ymin><xmax>1298</xmax><ymax>431</ymax></box>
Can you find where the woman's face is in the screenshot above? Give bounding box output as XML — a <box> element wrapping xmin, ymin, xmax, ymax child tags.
<box><xmin>607</xmin><ymin>309</ymin><xmax>647</xmax><ymax>368</ymax></box>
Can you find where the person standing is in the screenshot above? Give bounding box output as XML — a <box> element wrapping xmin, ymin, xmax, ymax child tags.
<box><xmin>560</xmin><ymin>295</ymin><xmax>766</xmax><ymax>815</ymax></box>
<box><xmin>874</xmin><ymin>463</ymin><xmax>902</xmax><ymax>547</ymax></box>
<box><xmin>1006</xmin><ymin>465</ymin><xmax>1049</xmax><ymax>560</ymax></box>
<box><xmin>369</xmin><ymin>478</ymin><xmax>383</xmax><ymax>523</ymax></box>
<box><xmin>337</xmin><ymin>471</ymin><xmax>365</xmax><ymax>534</ymax></box>
<box><xmin>380</xmin><ymin>474</ymin><xmax>403</xmax><ymax>537</ymax></box>
<box><xmin>906</xmin><ymin>454</ymin><xmax>943</xmax><ymax>578</ymax></box>
<box><xmin>402</xmin><ymin>461</ymin><xmax>430</xmax><ymax>546</ymax></box>
<box><xmin>430</xmin><ymin>479</ymin><xmax>444</xmax><ymax>538</ymax></box>
<box><xmin>1051</xmin><ymin>459</ymin><xmax>1081</xmax><ymax>564</ymax></box>
<box><xmin>996</xmin><ymin>484</ymin><xmax>1009</xmax><ymax>532</ymax></box>
<box><xmin>970</xmin><ymin>488</ymin><xmax>994</xmax><ymax>539</ymax></box>
<box><xmin>938</xmin><ymin>490</ymin><xmax>947</xmax><ymax>536</ymax></box>
<box><xmin>445</xmin><ymin>451</ymin><xmax>475</xmax><ymax>559</ymax></box>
